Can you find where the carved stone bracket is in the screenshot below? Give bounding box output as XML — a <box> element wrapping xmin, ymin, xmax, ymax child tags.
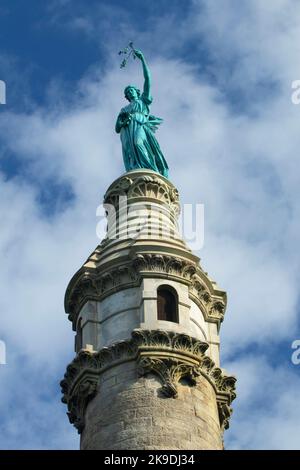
<box><xmin>60</xmin><ymin>340</ymin><xmax>137</xmax><ymax>433</ymax></box>
<box><xmin>62</xmin><ymin>377</ymin><xmax>98</xmax><ymax>433</ymax></box>
<box><xmin>61</xmin><ymin>330</ymin><xmax>236</xmax><ymax>434</ymax></box>
<box><xmin>217</xmin><ymin>401</ymin><xmax>233</xmax><ymax>431</ymax></box>
<box><xmin>137</xmin><ymin>356</ymin><xmax>200</xmax><ymax>398</ymax></box>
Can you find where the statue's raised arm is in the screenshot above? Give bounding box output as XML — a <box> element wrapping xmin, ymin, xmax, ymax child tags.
<box><xmin>134</xmin><ymin>49</ymin><xmax>151</xmax><ymax>103</ymax></box>
<box><xmin>115</xmin><ymin>46</ymin><xmax>169</xmax><ymax>178</ymax></box>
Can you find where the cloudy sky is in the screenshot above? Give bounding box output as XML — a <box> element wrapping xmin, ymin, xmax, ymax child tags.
<box><xmin>0</xmin><ymin>0</ymin><xmax>300</xmax><ymax>450</ymax></box>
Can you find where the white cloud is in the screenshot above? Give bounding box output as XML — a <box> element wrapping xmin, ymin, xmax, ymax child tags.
<box><xmin>0</xmin><ymin>351</ymin><xmax>78</xmax><ymax>449</ymax></box>
<box><xmin>225</xmin><ymin>355</ymin><xmax>300</xmax><ymax>449</ymax></box>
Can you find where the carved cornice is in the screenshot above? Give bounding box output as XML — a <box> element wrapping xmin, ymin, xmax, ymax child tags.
<box><xmin>61</xmin><ymin>330</ymin><xmax>236</xmax><ymax>434</ymax></box>
<box><xmin>65</xmin><ymin>253</ymin><xmax>226</xmax><ymax>329</ymax></box>
<box><xmin>65</xmin><ymin>264</ymin><xmax>140</xmax><ymax>326</ymax></box>
<box><xmin>132</xmin><ymin>253</ymin><xmax>196</xmax><ymax>278</ymax></box>
<box><xmin>104</xmin><ymin>173</ymin><xmax>180</xmax><ymax>216</ymax></box>
<box><xmin>60</xmin><ymin>339</ymin><xmax>137</xmax><ymax>433</ymax></box>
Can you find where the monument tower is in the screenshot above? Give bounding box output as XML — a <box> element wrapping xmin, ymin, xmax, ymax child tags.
<box><xmin>61</xmin><ymin>47</ymin><xmax>236</xmax><ymax>450</ymax></box>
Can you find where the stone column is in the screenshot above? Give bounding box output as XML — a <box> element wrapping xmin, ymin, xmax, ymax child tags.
<box><xmin>61</xmin><ymin>170</ymin><xmax>236</xmax><ymax>450</ymax></box>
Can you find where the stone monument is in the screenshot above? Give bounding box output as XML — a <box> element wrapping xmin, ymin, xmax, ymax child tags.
<box><xmin>60</xmin><ymin>47</ymin><xmax>236</xmax><ymax>450</ymax></box>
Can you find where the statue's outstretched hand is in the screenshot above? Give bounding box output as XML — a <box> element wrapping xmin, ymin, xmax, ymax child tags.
<box><xmin>134</xmin><ymin>49</ymin><xmax>144</xmax><ymax>61</ymax></box>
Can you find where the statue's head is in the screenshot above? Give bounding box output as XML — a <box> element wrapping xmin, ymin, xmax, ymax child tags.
<box><xmin>124</xmin><ymin>85</ymin><xmax>141</xmax><ymax>102</ymax></box>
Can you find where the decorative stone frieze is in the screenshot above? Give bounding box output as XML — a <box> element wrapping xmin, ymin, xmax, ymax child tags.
<box><xmin>104</xmin><ymin>173</ymin><xmax>180</xmax><ymax>216</ymax></box>
<box><xmin>65</xmin><ymin>253</ymin><xmax>227</xmax><ymax>330</ymax></box>
<box><xmin>61</xmin><ymin>330</ymin><xmax>236</xmax><ymax>434</ymax></box>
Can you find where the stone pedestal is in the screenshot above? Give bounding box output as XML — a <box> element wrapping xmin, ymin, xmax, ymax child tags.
<box><xmin>61</xmin><ymin>170</ymin><xmax>236</xmax><ymax>450</ymax></box>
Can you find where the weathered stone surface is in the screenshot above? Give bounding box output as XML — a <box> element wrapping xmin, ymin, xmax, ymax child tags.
<box><xmin>61</xmin><ymin>330</ymin><xmax>236</xmax><ymax>438</ymax></box>
<box><xmin>80</xmin><ymin>362</ymin><xmax>223</xmax><ymax>450</ymax></box>
<box><xmin>65</xmin><ymin>171</ymin><xmax>227</xmax><ymax>336</ymax></box>
<box><xmin>62</xmin><ymin>171</ymin><xmax>236</xmax><ymax>450</ymax></box>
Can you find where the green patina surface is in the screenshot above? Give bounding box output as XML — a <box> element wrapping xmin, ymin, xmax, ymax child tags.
<box><xmin>116</xmin><ymin>48</ymin><xmax>169</xmax><ymax>178</ymax></box>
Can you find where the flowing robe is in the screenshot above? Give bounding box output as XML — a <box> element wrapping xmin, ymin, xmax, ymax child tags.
<box><xmin>118</xmin><ymin>94</ymin><xmax>169</xmax><ymax>178</ymax></box>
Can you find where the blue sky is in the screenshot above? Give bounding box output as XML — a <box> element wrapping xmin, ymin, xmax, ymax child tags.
<box><xmin>0</xmin><ymin>0</ymin><xmax>300</xmax><ymax>449</ymax></box>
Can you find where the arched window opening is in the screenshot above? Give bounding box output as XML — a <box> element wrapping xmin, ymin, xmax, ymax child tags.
<box><xmin>157</xmin><ymin>286</ymin><xmax>178</xmax><ymax>323</ymax></box>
